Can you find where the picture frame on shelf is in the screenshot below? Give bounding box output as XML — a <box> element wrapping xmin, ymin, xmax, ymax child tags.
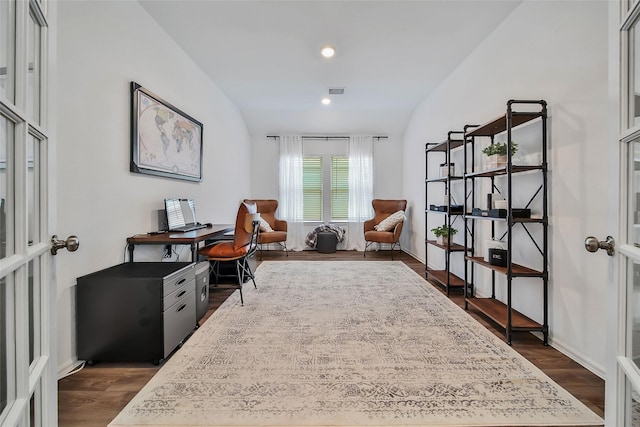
<box><xmin>130</xmin><ymin>82</ymin><xmax>204</xmax><ymax>182</ymax></box>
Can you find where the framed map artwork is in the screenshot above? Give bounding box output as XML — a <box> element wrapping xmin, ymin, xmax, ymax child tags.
<box><xmin>130</xmin><ymin>82</ymin><xmax>203</xmax><ymax>181</ymax></box>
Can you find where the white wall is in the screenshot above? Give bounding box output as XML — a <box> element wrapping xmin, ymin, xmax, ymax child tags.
<box><xmin>403</xmin><ymin>0</ymin><xmax>608</xmax><ymax>375</ymax></box>
<box><xmin>251</xmin><ymin>134</ymin><xmax>405</xmax><ymax>200</ymax></box>
<box><xmin>250</xmin><ymin>133</ymin><xmax>405</xmax><ymax>248</ymax></box>
<box><xmin>55</xmin><ymin>1</ymin><xmax>251</xmax><ymax>374</ymax></box>
<box><xmin>250</xmin><ymin>134</ymin><xmax>405</xmax><ymax>207</ymax></box>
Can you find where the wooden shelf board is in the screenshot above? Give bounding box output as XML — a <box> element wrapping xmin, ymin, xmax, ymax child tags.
<box><xmin>426</xmin><ymin>140</ymin><xmax>448</xmax><ymax>152</ymax></box>
<box><xmin>466</xmin><ymin>297</ymin><xmax>542</xmax><ymax>329</ymax></box>
<box><xmin>448</xmin><ymin>139</ymin><xmax>465</xmax><ymax>150</ymax></box>
<box><xmin>426</xmin><ymin>138</ymin><xmax>465</xmax><ymax>153</ymax></box>
<box><xmin>465</xmin><ymin>256</ymin><xmax>543</xmax><ymax>277</ymax></box>
<box><xmin>464</xmin><ymin>215</ymin><xmax>546</xmax><ymax>224</ymax></box>
<box><xmin>426</xmin><ymin>240</ymin><xmax>468</xmax><ymax>252</ymax></box>
<box><xmin>464</xmin><ymin>165</ymin><xmax>543</xmax><ymax>178</ymax></box>
<box><xmin>466</xmin><ymin>113</ymin><xmax>542</xmax><ymax>137</ymax></box>
<box><xmin>426</xmin><ymin>176</ymin><xmax>464</xmax><ymax>183</ymax></box>
<box><xmin>426</xmin><ymin>210</ymin><xmax>464</xmax><ymax>216</ymax></box>
<box><xmin>426</xmin><ymin>269</ymin><xmax>465</xmax><ymax>288</ymax></box>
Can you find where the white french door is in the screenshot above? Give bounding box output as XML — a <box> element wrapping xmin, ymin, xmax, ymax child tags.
<box><xmin>604</xmin><ymin>0</ymin><xmax>640</xmax><ymax>425</ymax></box>
<box><xmin>0</xmin><ymin>1</ymin><xmax>56</xmax><ymax>426</ymax></box>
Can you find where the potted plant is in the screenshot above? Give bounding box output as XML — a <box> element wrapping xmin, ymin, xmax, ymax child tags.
<box><xmin>482</xmin><ymin>141</ymin><xmax>518</xmax><ymax>168</ymax></box>
<box><xmin>431</xmin><ymin>225</ymin><xmax>458</xmax><ymax>246</ymax></box>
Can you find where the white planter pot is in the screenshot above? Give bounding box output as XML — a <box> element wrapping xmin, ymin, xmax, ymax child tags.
<box><xmin>436</xmin><ymin>236</ymin><xmax>449</xmax><ymax>246</ymax></box>
<box><xmin>485</xmin><ymin>154</ymin><xmax>507</xmax><ymax>169</ymax></box>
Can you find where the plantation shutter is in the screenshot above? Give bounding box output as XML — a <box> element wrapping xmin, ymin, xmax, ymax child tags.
<box><xmin>303</xmin><ymin>157</ymin><xmax>323</xmax><ymax>221</ymax></box>
<box><xmin>331</xmin><ymin>157</ymin><xmax>349</xmax><ymax>221</ymax></box>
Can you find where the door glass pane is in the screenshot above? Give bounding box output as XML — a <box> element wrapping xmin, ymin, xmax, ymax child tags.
<box><xmin>27</xmin><ymin>134</ymin><xmax>40</xmax><ymax>246</ymax></box>
<box><xmin>29</xmin><ymin>380</ymin><xmax>41</xmax><ymax>427</ymax></box>
<box><xmin>30</xmin><ymin>391</ymin><xmax>35</xmax><ymax>427</ymax></box>
<box><xmin>0</xmin><ymin>114</ymin><xmax>13</xmax><ymax>259</ymax></box>
<box><xmin>0</xmin><ymin>1</ymin><xmax>15</xmax><ymax>102</ymax></box>
<box><xmin>28</xmin><ymin>259</ymin><xmax>40</xmax><ymax>366</ymax></box>
<box><xmin>629</xmin><ymin>259</ymin><xmax>640</xmax><ymax>367</ymax></box>
<box><xmin>0</xmin><ymin>274</ymin><xmax>13</xmax><ymax>420</ymax></box>
<box><xmin>633</xmin><ymin>141</ymin><xmax>640</xmax><ymax>244</ymax></box>
<box><xmin>0</xmin><ymin>284</ymin><xmax>5</xmax><ymax>420</ymax></box>
<box><xmin>27</xmin><ymin>11</ymin><xmax>41</xmax><ymax>124</ymax></box>
<box><xmin>628</xmin><ymin>380</ymin><xmax>640</xmax><ymax>426</ymax></box>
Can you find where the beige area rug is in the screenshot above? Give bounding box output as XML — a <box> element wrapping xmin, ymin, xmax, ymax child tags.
<box><xmin>109</xmin><ymin>261</ymin><xmax>603</xmax><ymax>427</ymax></box>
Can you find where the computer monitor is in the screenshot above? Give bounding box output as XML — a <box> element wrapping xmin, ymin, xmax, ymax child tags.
<box><xmin>164</xmin><ymin>198</ymin><xmax>197</xmax><ymax>231</ymax></box>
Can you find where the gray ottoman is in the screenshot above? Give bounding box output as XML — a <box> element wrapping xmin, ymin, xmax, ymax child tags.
<box><xmin>316</xmin><ymin>232</ymin><xmax>337</xmax><ymax>253</ymax></box>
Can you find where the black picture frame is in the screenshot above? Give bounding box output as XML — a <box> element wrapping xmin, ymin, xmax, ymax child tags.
<box><xmin>130</xmin><ymin>82</ymin><xmax>203</xmax><ymax>182</ymax></box>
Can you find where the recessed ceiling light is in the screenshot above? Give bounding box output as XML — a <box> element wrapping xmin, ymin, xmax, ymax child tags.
<box><xmin>321</xmin><ymin>97</ymin><xmax>331</xmax><ymax>105</ymax></box>
<box><xmin>321</xmin><ymin>46</ymin><xmax>335</xmax><ymax>58</ymax></box>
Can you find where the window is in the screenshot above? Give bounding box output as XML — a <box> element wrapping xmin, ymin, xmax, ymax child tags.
<box><xmin>303</xmin><ymin>157</ymin><xmax>322</xmax><ymax>221</ymax></box>
<box><xmin>303</xmin><ymin>156</ymin><xmax>349</xmax><ymax>222</ymax></box>
<box><xmin>331</xmin><ymin>157</ymin><xmax>349</xmax><ymax>221</ymax></box>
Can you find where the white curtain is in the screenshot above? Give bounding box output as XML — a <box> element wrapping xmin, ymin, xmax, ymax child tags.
<box><xmin>278</xmin><ymin>135</ymin><xmax>305</xmax><ymax>251</ymax></box>
<box><xmin>346</xmin><ymin>135</ymin><xmax>374</xmax><ymax>250</ymax></box>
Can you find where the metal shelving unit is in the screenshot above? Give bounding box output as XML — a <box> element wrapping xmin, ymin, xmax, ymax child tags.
<box><xmin>425</xmin><ymin>131</ymin><xmax>471</xmax><ymax>295</ymax></box>
<box><xmin>463</xmin><ymin>99</ymin><xmax>548</xmax><ymax>345</ymax></box>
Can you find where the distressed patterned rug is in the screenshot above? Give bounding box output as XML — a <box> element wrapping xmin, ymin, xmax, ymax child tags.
<box><xmin>109</xmin><ymin>261</ymin><xmax>603</xmax><ymax>427</ymax></box>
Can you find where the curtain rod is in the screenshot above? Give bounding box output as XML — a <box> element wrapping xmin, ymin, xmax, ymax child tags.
<box><xmin>266</xmin><ymin>135</ymin><xmax>388</xmax><ymax>141</ymax></box>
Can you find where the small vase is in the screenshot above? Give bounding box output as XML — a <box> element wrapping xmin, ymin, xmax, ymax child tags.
<box><xmin>436</xmin><ymin>236</ymin><xmax>449</xmax><ymax>246</ymax></box>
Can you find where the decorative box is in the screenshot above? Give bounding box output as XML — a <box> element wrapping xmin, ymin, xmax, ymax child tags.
<box><xmin>430</xmin><ymin>204</ymin><xmax>463</xmax><ymax>214</ymax></box>
<box><xmin>484</xmin><ymin>239</ymin><xmax>505</xmax><ymax>262</ymax></box>
<box><xmin>472</xmin><ymin>208</ymin><xmax>489</xmax><ymax>217</ymax></box>
<box><xmin>449</xmin><ymin>205</ymin><xmax>464</xmax><ymax>214</ymax></box>
<box><xmin>486</xmin><ymin>193</ymin><xmax>505</xmax><ymax>210</ymax></box>
<box><xmin>488</xmin><ymin>208</ymin><xmax>531</xmax><ymax>218</ymax></box>
<box><xmin>472</xmin><ymin>208</ymin><xmax>531</xmax><ymax>218</ymax></box>
<box><xmin>439</xmin><ymin>163</ymin><xmax>455</xmax><ymax>177</ymax></box>
<box><xmin>488</xmin><ymin>248</ymin><xmax>508</xmax><ymax>267</ymax></box>
<box><xmin>494</xmin><ymin>200</ymin><xmax>508</xmax><ymax>210</ymax></box>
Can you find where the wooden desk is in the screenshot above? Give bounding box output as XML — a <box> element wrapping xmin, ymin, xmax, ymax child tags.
<box><xmin>126</xmin><ymin>224</ymin><xmax>233</xmax><ymax>262</ymax></box>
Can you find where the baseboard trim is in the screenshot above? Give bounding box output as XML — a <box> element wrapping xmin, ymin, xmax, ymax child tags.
<box><xmin>57</xmin><ymin>358</ymin><xmax>84</xmax><ymax>380</ymax></box>
<box><xmin>401</xmin><ymin>248</ymin><xmax>423</xmax><ymax>264</ymax></box>
<box><xmin>546</xmin><ymin>336</ymin><xmax>605</xmax><ymax>379</ymax></box>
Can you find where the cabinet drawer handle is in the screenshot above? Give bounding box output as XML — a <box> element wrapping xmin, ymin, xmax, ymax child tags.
<box><xmin>176</xmin><ymin>304</ymin><xmax>186</xmax><ymax>312</ymax></box>
<box><xmin>176</xmin><ymin>290</ymin><xmax>186</xmax><ymax>299</ymax></box>
<box><xmin>176</xmin><ymin>278</ymin><xmax>186</xmax><ymax>286</ymax></box>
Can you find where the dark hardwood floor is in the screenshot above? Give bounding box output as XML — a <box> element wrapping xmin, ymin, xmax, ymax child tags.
<box><xmin>57</xmin><ymin>250</ymin><xmax>605</xmax><ymax>426</ymax></box>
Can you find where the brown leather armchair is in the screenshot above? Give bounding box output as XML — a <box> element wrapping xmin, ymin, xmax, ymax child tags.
<box><xmin>243</xmin><ymin>199</ymin><xmax>288</xmax><ymax>259</ymax></box>
<box><xmin>364</xmin><ymin>199</ymin><xmax>407</xmax><ymax>260</ymax></box>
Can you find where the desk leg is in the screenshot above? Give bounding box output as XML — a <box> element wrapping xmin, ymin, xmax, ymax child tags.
<box><xmin>128</xmin><ymin>244</ymin><xmax>135</xmax><ymax>262</ymax></box>
<box><xmin>191</xmin><ymin>243</ymin><xmax>197</xmax><ymax>262</ymax></box>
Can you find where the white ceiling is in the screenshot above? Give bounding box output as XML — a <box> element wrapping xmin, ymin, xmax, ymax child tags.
<box><xmin>139</xmin><ymin>0</ymin><xmax>521</xmax><ymax>138</ymax></box>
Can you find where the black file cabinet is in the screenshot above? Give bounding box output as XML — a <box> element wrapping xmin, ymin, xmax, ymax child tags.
<box><xmin>76</xmin><ymin>262</ymin><xmax>196</xmax><ymax>364</ymax></box>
